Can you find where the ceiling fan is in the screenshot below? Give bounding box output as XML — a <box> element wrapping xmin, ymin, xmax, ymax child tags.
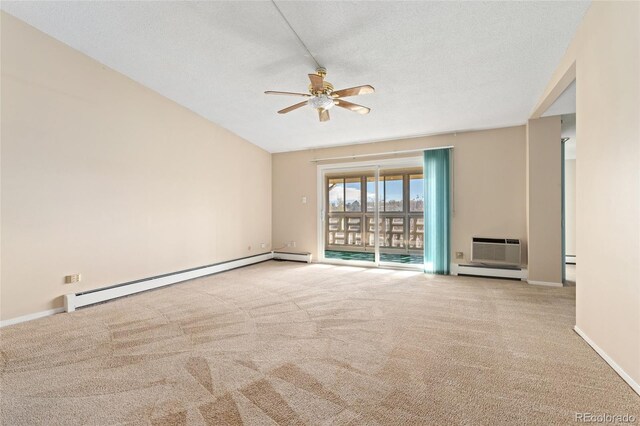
<box><xmin>265</xmin><ymin>68</ymin><xmax>375</xmax><ymax>122</ymax></box>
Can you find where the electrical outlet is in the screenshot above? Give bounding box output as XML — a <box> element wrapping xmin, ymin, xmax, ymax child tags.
<box><xmin>65</xmin><ymin>273</ymin><xmax>81</xmax><ymax>284</ymax></box>
<box><xmin>301</xmin><ymin>196</ymin><xmax>307</xmax><ymax>204</ymax></box>
<box><xmin>456</xmin><ymin>252</ymin><xmax>464</xmax><ymax>259</ymax></box>
<box><xmin>292</xmin><ymin>241</ymin><xmax>296</xmax><ymax>248</ymax></box>
<box><xmin>260</xmin><ymin>243</ymin><xmax>266</xmax><ymax>249</ymax></box>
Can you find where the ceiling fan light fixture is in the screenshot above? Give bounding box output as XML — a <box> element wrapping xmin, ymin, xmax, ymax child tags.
<box><xmin>265</xmin><ymin>69</ymin><xmax>374</xmax><ymax>121</ymax></box>
<box><xmin>308</xmin><ymin>94</ymin><xmax>335</xmax><ymax>110</ymax></box>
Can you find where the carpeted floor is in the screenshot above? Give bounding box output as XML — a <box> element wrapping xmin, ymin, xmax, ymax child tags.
<box><xmin>1</xmin><ymin>260</ymin><xmax>638</xmax><ymax>425</ymax></box>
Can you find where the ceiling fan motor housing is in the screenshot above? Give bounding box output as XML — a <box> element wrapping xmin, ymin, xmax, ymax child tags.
<box><xmin>309</xmin><ymin>81</ymin><xmax>334</xmax><ymax>95</ymax></box>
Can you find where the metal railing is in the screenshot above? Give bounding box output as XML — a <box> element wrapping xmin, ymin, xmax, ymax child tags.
<box><xmin>326</xmin><ymin>212</ymin><xmax>424</xmax><ymax>253</ymax></box>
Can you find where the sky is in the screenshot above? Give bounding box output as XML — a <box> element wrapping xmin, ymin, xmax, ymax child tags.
<box><xmin>330</xmin><ymin>176</ymin><xmax>423</xmax><ymax>210</ymax></box>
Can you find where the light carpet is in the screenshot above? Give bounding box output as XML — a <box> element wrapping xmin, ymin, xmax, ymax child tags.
<box><xmin>1</xmin><ymin>260</ymin><xmax>638</xmax><ymax>425</ymax></box>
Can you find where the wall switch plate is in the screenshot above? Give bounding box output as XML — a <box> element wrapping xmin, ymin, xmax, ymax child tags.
<box><xmin>65</xmin><ymin>274</ymin><xmax>81</xmax><ymax>284</ymax></box>
<box><xmin>456</xmin><ymin>252</ymin><xmax>464</xmax><ymax>259</ymax></box>
<box><xmin>301</xmin><ymin>196</ymin><xmax>307</xmax><ymax>204</ymax></box>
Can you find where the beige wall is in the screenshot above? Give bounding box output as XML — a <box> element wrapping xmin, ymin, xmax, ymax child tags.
<box><xmin>273</xmin><ymin>126</ymin><xmax>527</xmax><ymax>264</ymax></box>
<box><xmin>564</xmin><ymin>159</ymin><xmax>576</xmax><ymax>257</ymax></box>
<box><xmin>526</xmin><ymin>116</ymin><xmax>562</xmax><ymax>284</ymax></box>
<box><xmin>534</xmin><ymin>2</ymin><xmax>640</xmax><ymax>389</ymax></box>
<box><xmin>0</xmin><ymin>12</ymin><xmax>272</xmax><ymax>321</ymax></box>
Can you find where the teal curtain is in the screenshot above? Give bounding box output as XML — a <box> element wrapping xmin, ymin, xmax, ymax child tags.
<box><xmin>423</xmin><ymin>148</ymin><xmax>451</xmax><ymax>274</ymax></box>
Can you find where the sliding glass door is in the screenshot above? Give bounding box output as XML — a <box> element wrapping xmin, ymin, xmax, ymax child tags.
<box><xmin>324</xmin><ymin>168</ymin><xmax>377</xmax><ymax>264</ymax></box>
<box><xmin>319</xmin><ymin>158</ymin><xmax>423</xmax><ymax>269</ymax></box>
<box><xmin>377</xmin><ymin>168</ymin><xmax>424</xmax><ymax>267</ymax></box>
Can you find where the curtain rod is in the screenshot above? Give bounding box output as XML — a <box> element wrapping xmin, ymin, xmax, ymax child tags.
<box><xmin>309</xmin><ymin>146</ymin><xmax>454</xmax><ymax>163</ymax></box>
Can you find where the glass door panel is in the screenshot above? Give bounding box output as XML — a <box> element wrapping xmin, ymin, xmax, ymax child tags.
<box><xmin>324</xmin><ymin>169</ymin><xmax>376</xmax><ymax>264</ymax></box>
<box><xmin>408</xmin><ymin>173</ymin><xmax>425</xmax><ymax>251</ymax></box>
<box><xmin>378</xmin><ymin>167</ymin><xmax>424</xmax><ymax>267</ymax></box>
<box><xmin>322</xmin><ymin>162</ymin><xmax>423</xmax><ymax>269</ymax></box>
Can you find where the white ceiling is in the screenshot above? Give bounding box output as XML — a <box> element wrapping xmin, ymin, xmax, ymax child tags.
<box><xmin>543</xmin><ymin>80</ymin><xmax>577</xmax><ymax>117</ymax></box>
<box><xmin>2</xmin><ymin>1</ymin><xmax>590</xmax><ymax>153</ymax></box>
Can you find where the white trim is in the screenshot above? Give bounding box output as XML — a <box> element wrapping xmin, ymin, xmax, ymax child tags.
<box><xmin>65</xmin><ymin>253</ymin><xmax>273</xmax><ymax>313</ymax></box>
<box><xmin>310</xmin><ymin>146</ymin><xmax>454</xmax><ymax>163</ymax></box>
<box><xmin>451</xmin><ymin>263</ymin><xmax>528</xmax><ymax>280</ymax></box>
<box><xmin>0</xmin><ymin>308</ymin><xmax>65</xmax><ymax>328</ymax></box>
<box><xmin>273</xmin><ymin>251</ymin><xmax>312</xmax><ymax>263</ymax></box>
<box><xmin>565</xmin><ymin>255</ymin><xmax>576</xmax><ymax>264</ymax></box>
<box><xmin>528</xmin><ymin>280</ymin><xmax>563</xmax><ymax>287</ymax></box>
<box><xmin>319</xmin><ymin>258</ymin><xmax>378</xmax><ymax>269</ymax></box>
<box><xmin>374</xmin><ymin>166</ymin><xmax>381</xmax><ymax>265</ymax></box>
<box><xmin>316</xmin><ymin>156</ymin><xmax>423</xmax><ymax>172</ymax></box>
<box><xmin>574</xmin><ymin>326</ymin><xmax>640</xmax><ymax>396</ymax></box>
<box><xmin>316</xmin><ymin>163</ymin><xmax>325</xmax><ymax>265</ymax></box>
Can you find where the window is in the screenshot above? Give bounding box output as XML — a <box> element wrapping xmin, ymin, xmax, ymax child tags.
<box><xmin>345</xmin><ymin>178</ymin><xmax>362</xmax><ymax>212</ymax></box>
<box><xmin>366</xmin><ymin>177</ymin><xmax>383</xmax><ymax>212</ymax></box>
<box><xmin>326</xmin><ymin>168</ymin><xmax>423</xmax><ymax>254</ymax></box>
<box><xmin>328</xmin><ymin>178</ymin><xmax>344</xmax><ymax>212</ymax></box>
<box><xmin>384</xmin><ymin>175</ymin><xmax>403</xmax><ymax>212</ymax></box>
<box><xmin>409</xmin><ymin>174</ymin><xmax>424</xmax><ymax>212</ymax></box>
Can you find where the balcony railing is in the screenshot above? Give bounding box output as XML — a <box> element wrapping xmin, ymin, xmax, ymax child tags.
<box><xmin>326</xmin><ymin>213</ymin><xmax>424</xmax><ymax>251</ymax></box>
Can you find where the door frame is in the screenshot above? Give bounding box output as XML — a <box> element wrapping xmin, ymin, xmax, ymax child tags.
<box><xmin>316</xmin><ymin>156</ymin><xmax>423</xmax><ymax>269</ymax></box>
<box><xmin>561</xmin><ymin>138</ymin><xmax>567</xmax><ymax>283</ymax></box>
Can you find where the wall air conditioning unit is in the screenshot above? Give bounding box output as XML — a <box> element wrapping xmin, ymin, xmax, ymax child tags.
<box><xmin>471</xmin><ymin>237</ymin><xmax>521</xmax><ymax>266</ymax></box>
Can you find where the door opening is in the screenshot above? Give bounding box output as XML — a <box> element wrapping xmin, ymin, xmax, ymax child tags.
<box><xmin>318</xmin><ymin>158</ymin><xmax>424</xmax><ymax>269</ymax></box>
<box><xmin>562</xmin><ymin>113</ymin><xmax>577</xmax><ymax>286</ymax></box>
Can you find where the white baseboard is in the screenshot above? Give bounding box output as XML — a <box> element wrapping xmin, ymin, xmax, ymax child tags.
<box><xmin>528</xmin><ymin>280</ymin><xmax>563</xmax><ymax>287</ymax></box>
<box><xmin>451</xmin><ymin>263</ymin><xmax>528</xmax><ymax>280</ymax></box>
<box><xmin>1</xmin><ymin>252</ymin><xmax>314</xmax><ymax>327</ymax></box>
<box><xmin>273</xmin><ymin>251</ymin><xmax>312</xmax><ymax>263</ymax></box>
<box><xmin>574</xmin><ymin>325</ymin><xmax>640</xmax><ymax>396</ymax></box>
<box><xmin>4</xmin><ymin>251</ymin><xmax>315</xmax><ymax>325</ymax></box>
<box><xmin>0</xmin><ymin>307</ymin><xmax>65</xmax><ymax>328</ymax></box>
<box><xmin>65</xmin><ymin>252</ymin><xmax>274</xmax><ymax>312</ymax></box>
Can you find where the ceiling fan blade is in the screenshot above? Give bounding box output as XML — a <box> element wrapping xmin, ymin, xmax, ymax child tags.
<box><xmin>265</xmin><ymin>91</ymin><xmax>311</xmax><ymax>97</ymax></box>
<box><xmin>319</xmin><ymin>109</ymin><xmax>330</xmax><ymax>122</ymax></box>
<box><xmin>278</xmin><ymin>101</ymin><xmax>308</xmax><ymax>114</ymax></box>
<box><xmin>334</xmin><ymin>99</ymin><xmax>370</xmax><ymax>114</ymax></box>
<box><xmin>308</xmin><ymin>73</ymin><xmax>324</xmax><ymax>92</ymax></box>
<box><xmin>331</xmin><ymin>85</ymin><xmax>375</xmax><ymax>98</ymax></box>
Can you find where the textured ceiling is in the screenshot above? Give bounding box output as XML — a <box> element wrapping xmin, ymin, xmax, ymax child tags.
<box><xmin>2</xmin><ymin>1</ymin><xmax>590</xmax><ymax>153</ymax></box>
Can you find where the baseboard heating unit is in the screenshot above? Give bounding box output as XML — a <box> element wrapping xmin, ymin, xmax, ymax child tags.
<box><xmin>451</xmin><ymin>263</ymin><xmax>528</xmax><ymax>281</ymax></box>
<box><xmin>273</xmin><ymin>251</ymin><xmax>312</xmax><ymax>263</ymax></box>
<box><xmin>64</xmin><ymin>252</ymin><xmax>273</xmax><ymax>312</ymax></box>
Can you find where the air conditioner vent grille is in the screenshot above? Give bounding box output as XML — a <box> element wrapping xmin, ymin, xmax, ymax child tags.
<box><xmin>471</xmin><ymin>237</ymin><xmax>521</xmax><ymax>266</ymax></box>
